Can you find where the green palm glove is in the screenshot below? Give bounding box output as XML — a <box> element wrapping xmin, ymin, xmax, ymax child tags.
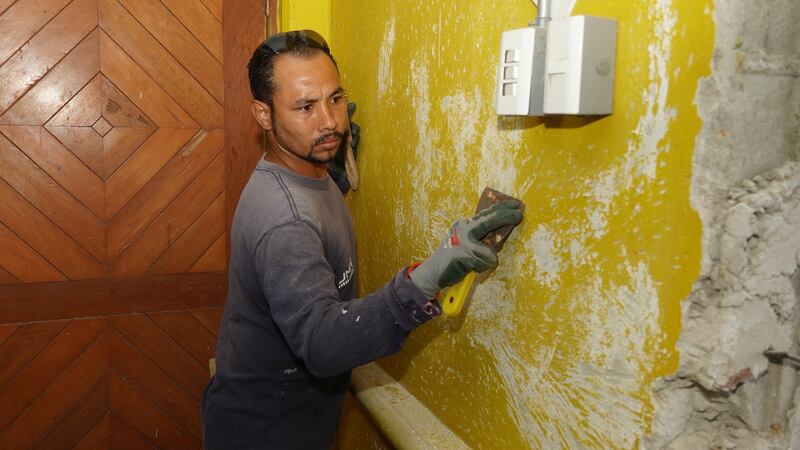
<box><xmin>410</xmin><ymin>200</ymin><xmax>523</xmax><ymax>298</ymax></box>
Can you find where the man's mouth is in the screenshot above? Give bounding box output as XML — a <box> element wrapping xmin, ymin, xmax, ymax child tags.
<box><xmin>314</xmin><ymin>131</ymin><xmax>348</xmax><ymax>150</ymax></box>
<box><xmin>321</xmin><ymin>136</ymin><xmax>340</xmax><ymax>144</ymax></box>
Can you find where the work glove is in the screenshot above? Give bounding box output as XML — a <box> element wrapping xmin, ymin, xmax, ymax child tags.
<box><xmin>329</xmin><ymin>102</ymin><xmax>360</xmax><ymax>194</ymax></box>
<box><xmin>409</xmin><ymin>200</ymin><xmax>523</xmax><ymax>299</ymax></box>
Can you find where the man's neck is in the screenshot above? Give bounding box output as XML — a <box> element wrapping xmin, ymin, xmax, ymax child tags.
<box><xmin>264</xmin><ymin>149</ymin><xmax>328</xmax><ymax>179</ymax></box>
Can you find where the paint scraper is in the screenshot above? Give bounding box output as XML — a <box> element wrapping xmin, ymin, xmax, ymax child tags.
<box><xmin>441</xmin><ymin>187</ymin><xmax>524</xmax><ymax>316</ymax></box>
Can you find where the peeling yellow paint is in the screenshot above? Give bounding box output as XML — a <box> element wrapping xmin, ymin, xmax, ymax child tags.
<box><xmin>279</xmin><ymin>0</ymin><xmax>715</xmax><ymax>447</ymax></box>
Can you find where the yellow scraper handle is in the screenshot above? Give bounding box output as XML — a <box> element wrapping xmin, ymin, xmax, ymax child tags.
<box><xmin>441</xmin><ymin>271</ymin><xmax>477</xmax><ymax>316</ymax></box>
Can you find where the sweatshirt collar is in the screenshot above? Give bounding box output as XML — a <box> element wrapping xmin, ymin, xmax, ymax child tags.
<box><xmin>256</xmin><ymin>159</ymin><xmax>331</xmax><ymax>190</ymax></box>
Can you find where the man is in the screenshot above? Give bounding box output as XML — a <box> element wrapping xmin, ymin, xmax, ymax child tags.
<box><xmin>201</xmin><ymin>30</ymin><xmax>523</xmax><ymax>449</ymax></box>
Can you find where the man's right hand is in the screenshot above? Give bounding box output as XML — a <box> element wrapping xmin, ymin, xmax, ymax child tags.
<box><xmin>409</xmin><ymin>200</ymin><xmax>523</xmax><ymax>299</ymax></box>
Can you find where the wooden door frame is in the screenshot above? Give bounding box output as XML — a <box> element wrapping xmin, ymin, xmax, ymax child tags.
<box><xmin>224</xmin><ymin>0</ymin><xmax>268</xmax><ymax>241</ymax></box>
<box><xmin>268</xmin><ymin>0</ymin><xmax>280</xmax><ymax>36</ymax></box>
<box><xmin>0</xmin><ymin>1</ymin><xmax>268</xmax><ymax>325</ymax></box>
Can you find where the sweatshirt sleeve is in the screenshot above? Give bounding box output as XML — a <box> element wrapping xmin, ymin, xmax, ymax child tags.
<box><xmin>255</xmin><ymin>220</ymin><xmax>436</xmax><ymax>378</ymax></box>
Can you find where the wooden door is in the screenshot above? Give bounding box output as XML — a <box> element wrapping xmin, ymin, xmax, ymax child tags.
<box><xmin>0</xmin><ymin>0</ymin><xmax>229</xmax><ymax>316</ymax></box>
<box><xmin>0</xmin><ymin>0</ymin><xmax>266</xmax><ymax>447</ymax></box>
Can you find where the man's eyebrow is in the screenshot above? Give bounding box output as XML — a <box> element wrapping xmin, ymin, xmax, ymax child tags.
<box><xmin>293</xmin><ymin>88</ymin><xmax>345</xmax><ymax>107</ymax></box>
<box><xmin>293</xmin><ymin>96</ymin><xmax>319</xmax><ymax>107</ymax></box>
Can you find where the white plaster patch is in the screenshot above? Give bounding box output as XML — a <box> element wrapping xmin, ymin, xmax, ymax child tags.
<box><xmin>400</xmin><ymin>53</ymin><xmax>528</xmax><ymax>261</ymax></box>
<box><xmin>439</xmin><ymin>88</ymin><xmax>481</xmax><ymax>174</ymax></box>
<box><xmin>626</xmin><ymin>0</ymin><xmax>677</xmax><ymax>182</ymax></box>
<box><xmin>377</xmin><ymin>17</ymin><xmax>396</xmax><ymax>101</ymax></box>
<box><xmin>567</xmin><ymin>0</ymin><xmax>677</xmax><ymax>271</ymax></box>
<box><xmin>531</xmin><ymin>225</ymin><xmax>563</xmax><ymax>288</ymax></box>
<box><xmin>465</xmin><ymin>272</ymin><xmax>547</xmax><ymax>449</ymax></box>
<box><xmin>402</xmin><ymin>58</ymin><xmax>461</xmax><ymax>255</ymax></box>
<box><xmin>569</xmin><ymin>238</ymin><xmax>584</xmax><ymax>267</ymax></box>
<box><xmin>394</xmin><ymin>201</ymin><xmax>408</xmax><ymax>243</ymax></box>
<box><xmin>477</xmin><ymin>118</ymin><xmax>525</xmax><ymax>197</ymax></box>
<box><xmin>586</xmin><ymin>168</ymin><xmax>620</xmax><ymax>241</ymax></box>
<box><xmin>407</xmin><ymin>58</ymin><xmax>435</xmax><ymax>246</ymax></box>
<box><xmin>564</xmin><ymin>262</ymin><xmax>662</xmax><ymax>447</ymax></box>
<box><xmin>466</xmin><ymin>261</ymin><xmax>661</xmax><ymax>448</ymax></box>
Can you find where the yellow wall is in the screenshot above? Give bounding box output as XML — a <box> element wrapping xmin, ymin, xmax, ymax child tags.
<box><xmin>280</xmin><ymin>0</ymin><xmax>331</xmax><ymax>43</ymax></box>
<box><xmin>333</xmin><ymin>1</ymin><xmax>712</xmax><ymax>448</ymax></box>
<box><xmin>292</xmin><ymin>0</ymin><xmax>712</xmax><ymax>447</ymax></box>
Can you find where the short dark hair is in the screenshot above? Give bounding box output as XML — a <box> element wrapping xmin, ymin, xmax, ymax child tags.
<box><xmin>247</xmin><ymin>30</ymin><xmax>339</xmax><ymax>108</ymax></box>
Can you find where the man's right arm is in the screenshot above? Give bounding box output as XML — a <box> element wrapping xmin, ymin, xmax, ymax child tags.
<box><xmin>256</xmin><ymin>220</ymin><xmax>435</xmax><ymax>378</ymax></box>
<box><xmin>256</xmin><ymin>200</ymin><xmax>523</xmax><ymax>379</ymax></box>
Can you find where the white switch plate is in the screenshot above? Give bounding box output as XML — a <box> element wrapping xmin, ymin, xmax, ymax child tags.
<box><xmin>543</xmin><ymin>15</ymin><xmax>617</xmax><ymax>115</ymax></box>
<box><xmin>495</xmin><ymin>27</ymin><xmax>547</xmax><ymax>116</ymax></box>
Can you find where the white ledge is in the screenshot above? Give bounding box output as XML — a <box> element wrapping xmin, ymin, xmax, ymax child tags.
<box><xmin>350</xmin><ymin>363</ymin><xmax>470</xmax><ymax>450</ymax></box>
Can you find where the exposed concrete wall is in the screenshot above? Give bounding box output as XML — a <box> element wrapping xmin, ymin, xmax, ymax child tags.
<box><xmin>648</xmin><ymin>0</ymin><xmax>800</xmax><ymax>448</ymax></box>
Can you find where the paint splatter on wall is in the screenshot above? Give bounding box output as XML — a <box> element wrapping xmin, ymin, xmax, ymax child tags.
<box><xmin>330</xmin><ymin>0</ymin><xmax>712</xmax><ymax>447</ymax></box>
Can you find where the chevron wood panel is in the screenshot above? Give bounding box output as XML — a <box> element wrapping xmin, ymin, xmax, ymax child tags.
<box><xmin>98</xmin><ymin>0</ymin><xmax>223</xmax><ymax>128</ymax></box>
<box><xmin>98</xmin><ymin>31</ymin><xmax>199</xmax><ymax>129</ymax></box>
<box><xmin>0</xmin><ymin>0</ymin><xmax>97</xmax><ymax>114</ymax></box>
<box><xmin>190</xmin><ymin>233</ymin><xmax>227</xmax><ymax>274</ymax></box>
<box><xmin>32</xmin><ymin>377</ymin><xmax>110</xmax><ymax>450</ymax></box>
<box><xmin>0</xmin><ymin>2</ymin><xmax>264</xmax><ymax>449</ymax></box>
<box><xmin>0</xmin><ymin>178</ymin><xmax>105</xmax><ymax>280</ymax></box>
<box><xmin>200</xmin><ymin>0</ymin><xmax>221</xmax><ymax>23</ymax></box>
<box><xmin>0</xmin><ymin>131</ymin><xmax>107</xmax><ymax>262</ymax></box>
<box><xmin>1</xmin><ymin>29</ymin><xmax>102</xmax><ymax>126</ymax></box>
<box><xmin>0</xmin><ymin>0</ymin><xmax>227</xmax><ymax>298</ymax></box>
<box><xmin>0</xmin><ymin>321</ymin><xmax>66</xmax><ymax>386</ymax></box>
<box><xmin>160</xmin><ymin>0</ymin><xmax>223</xmax><ymax>63</ymax></box>
<box><xmin>149</xmin><ymin>194</ymin><xmax>225</xmax><ymax>275</ymax></box>
<box><xmin>0</xmin><ymin>0</ymin><xmax>73</xmax><ymax>67</ymax></box>
<box><xmin>0</xmin><ymin>308</ymin><xmax>223</xmax><ymax>449</ymax></box>
<box><xmin>0</xmin><ymin>221</ymin><xmax>65</xmax><ymax>283</ymax></box>
<box><xmin>0</xmin><ymin>324</ymin><xmax>17</xmax><ymax>346</ymax></box>
<box><xmin>0</xmin><ymin>266</ymin><xmax>17</xmax><ymax>284</ymax></box>
<box><xmin>2</xmin><ymin>125</ymin><xmax>106</xmax><ymax>217</ymax></box>
<box><xmin>117</xmin><ymin>0</ymin><xmax>223</xmax><ymax>103</ymax></box>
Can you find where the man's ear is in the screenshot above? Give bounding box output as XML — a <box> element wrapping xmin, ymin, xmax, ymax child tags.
<box><xmin>251</xmin><ymin>100</ymin><xmax>273</xmax><ymax>131</ymax></box>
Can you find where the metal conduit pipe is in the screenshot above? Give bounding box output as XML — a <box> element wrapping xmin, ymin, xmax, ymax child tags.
<box><xmin>533</xmin><ymin>0</ymin><xmax>552</xmax><ymax>27</ymax></box>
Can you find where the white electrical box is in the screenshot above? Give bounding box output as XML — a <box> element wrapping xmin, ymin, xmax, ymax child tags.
<box><xmin>495</xmin><ymin>27</ymin><xmax>547</xmax><ymax>116</ymax></box>
<box><xmin>543</xmin><ymin>15</ymin><xmax>617</xmax><ymax>115</ymax></box>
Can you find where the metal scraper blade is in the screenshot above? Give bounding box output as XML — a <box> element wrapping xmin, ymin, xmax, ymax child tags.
<box><xmin>475</xmin><ymin>187</ymin><xmax>524</xmax><ymax>250</ymax></box>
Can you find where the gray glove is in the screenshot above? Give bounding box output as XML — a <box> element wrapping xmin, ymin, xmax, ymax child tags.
<box><xmin>410</xmin><ymin>200</ymin><xmax>523</xmax><ymax>298</ymax></box>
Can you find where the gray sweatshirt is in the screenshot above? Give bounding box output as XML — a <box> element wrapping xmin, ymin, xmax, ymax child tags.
<box><xmin>201</xmin><ymin>160</ymin><xmax>436</xmax><ymax>449</ymax></box>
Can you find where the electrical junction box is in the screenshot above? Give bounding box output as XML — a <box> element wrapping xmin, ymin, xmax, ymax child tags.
<box><xmin>543</xmin><ymin>15</ymin><xmax>617</xmax><ymax>115</ymax></box>
<box><xmin>495</xmin><ymin>26</ymin><xmax>547</xmax><ymax>116</ymax></box>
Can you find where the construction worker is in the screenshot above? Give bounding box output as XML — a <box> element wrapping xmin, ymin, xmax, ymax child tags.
<box><xmin>201</xmin><ymin>29</ymin><xmax>523</xmax><ymax>449</ymax></box>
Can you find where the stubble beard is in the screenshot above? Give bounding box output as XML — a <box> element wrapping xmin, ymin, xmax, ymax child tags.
<box><xmin>272</xmin><ymin>123</ymin><xmax>348</xmax><ymax>166</ymax></box>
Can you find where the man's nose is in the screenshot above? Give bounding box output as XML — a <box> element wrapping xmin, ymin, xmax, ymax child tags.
<box><xmin>317</xmin><ymin>102</ymin><xmax>338</xmax><ymax>131</ymax></box>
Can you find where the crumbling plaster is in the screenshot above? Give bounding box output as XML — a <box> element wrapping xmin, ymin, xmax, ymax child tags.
<box><xmin>648</xmin><ymin>0</ymin><xmax>800</xmax><ymax>448</ymax></box>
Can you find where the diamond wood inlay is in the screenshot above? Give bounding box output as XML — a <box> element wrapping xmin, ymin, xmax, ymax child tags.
<box><xmin>0</xmin><ymin>0</ymin><xmax>227</xmax><ymax>283</ymax></box>
<box><xmin>92</xmin><ymin>117</ymin><xmax>112</xmax><ymax>137</ymax></box>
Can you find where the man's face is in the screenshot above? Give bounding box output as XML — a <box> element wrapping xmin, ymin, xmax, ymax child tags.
<box><xmin>258</xmin><ymin>51</ymin><xmax>349</xmax><ymax>167</ymax></box>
